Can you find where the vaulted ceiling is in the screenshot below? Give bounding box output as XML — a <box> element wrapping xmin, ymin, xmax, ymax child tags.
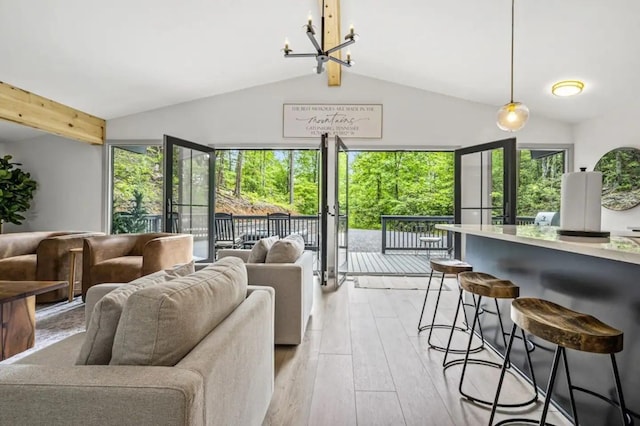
<box><xmin>1</xmin><ymin>0</ymin><xmax>638</xmax><ymax>131</ymax></box>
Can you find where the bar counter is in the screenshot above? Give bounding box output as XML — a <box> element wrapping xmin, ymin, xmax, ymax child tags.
<box><xmin>438</xmin><ymin>224</ymin><xmax>640</xmax><ymax>424</ymax></box>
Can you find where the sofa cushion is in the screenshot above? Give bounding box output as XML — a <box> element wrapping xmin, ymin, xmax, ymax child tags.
<box><xmin>265</xmin><ymin>234</ymin><xmax>305</xmax><ymax>263</ymax></box>
<box><xmin>0</xmin><ymin>254</ymin><xmax>37</xmax><ymax>281</ymax></box>
<box><xmin>110</xmin><ymin>256</ymin><xmax>248</xmax><ymax>366</ymax></box>
<box><xmin>247</xmin><ymin>236</ymin><xmax>279</xmax><ymax>263</ymax></box>
<box><xmin>75</xmin><ymin>263</ymin><xmax>195</xmax><ymax>366</ymax></box>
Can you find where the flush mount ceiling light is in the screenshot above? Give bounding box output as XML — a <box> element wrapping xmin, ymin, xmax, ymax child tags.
<box><xmin>551</xmin><ymin>80</ymin><xmax>585</xmax><ymax>97</ymax></box>
<box><xmin>282</xmin><ymin>0</ymin><xmax>357</xmax><ymax>74</ymax></box>
<box><xmin>497</xmin><ymin>0</ymin><xmax>529</xmax><ymax>132</ymax></box>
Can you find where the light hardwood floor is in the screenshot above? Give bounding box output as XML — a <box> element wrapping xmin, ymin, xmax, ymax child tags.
<box><xmin>263</xmin><ymin>277</ymin><xmax>572</xmax><ymax>426</ymax></box>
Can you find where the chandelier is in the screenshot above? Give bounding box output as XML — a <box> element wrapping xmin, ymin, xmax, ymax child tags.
<box><xmin>283</xmin><ymin>4</ymin><xmax>357</xmax><ymax>74</ymax></box>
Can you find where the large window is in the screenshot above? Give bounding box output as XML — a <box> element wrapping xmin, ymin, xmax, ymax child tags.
<box><xmin>213</xmin><ymin>149</ymin><xmax>319</xmax><ymax>215</ymax></box>
<box><xmin>517</xmin><ymin>149</ymin><xmax>566</xmax><ymax>217</ymax></box>
<box><xmin>110</xmin><ymin>145</ymin><xmax>164</xmax><ymax>233</ymax></box>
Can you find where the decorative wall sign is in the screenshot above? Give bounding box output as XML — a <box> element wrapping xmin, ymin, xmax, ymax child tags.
<box><xmin>283</xmin><ymin>104</ymin><xmax>382</xmax><ymax>138</ymax></box>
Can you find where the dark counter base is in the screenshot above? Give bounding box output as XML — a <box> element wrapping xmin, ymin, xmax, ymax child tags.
<box><xmin>465</xmin><ymin>234</ymin><xmax>640</xmax><ymax>425</ymax></box>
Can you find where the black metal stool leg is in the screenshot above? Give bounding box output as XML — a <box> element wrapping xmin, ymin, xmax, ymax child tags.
<box><xmin>521</xmin><ymin>328</ymin><xmax>539</xmax><ymax>402</ymax></box>
<box><xmin>611</xmin><ymin>354</ymin><xmax>631</xmax><ymax>425</ymax></box>
<box><xmin>561</xmin><ymin>348</ymin><xmax>579</xmax><ymax>425</ymax></box>
<box><xmin>417</xmin><ymin>269</ymin><xmax>434</xmax><ymax>331</ymax></box>
<box><xmin>488</xmin><ymin>323</ymin><xmax>518</xmax><ymax>426</ymax></box>
<box><xmin>457</xmin><ymin>295</ymin><xmax>484</xmax><ymax>396</ymax></box>
<box><xmin>442</xmin><ymin>289</ymin><xmax>464</xmax><ymax>367</ymax></box>
<box><xmin>427</xmin><ymin>272</ymin><xmax>446</xmax><ymax>341</ymax></box>
<box><xmin>539</xmin><ymin>346</ymin><xmax>563</xmax><ymax>426</ymax></box>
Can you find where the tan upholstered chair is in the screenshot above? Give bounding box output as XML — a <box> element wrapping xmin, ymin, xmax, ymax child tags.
<box><xmin>0</xmin><ymin>231</ymin><xmax>105</xmax><ymax>302</ymax></box>
<box><xmin>81</xmin><ymin>233</ymin><xmax>193</xmax><ymax>299</ymax></box>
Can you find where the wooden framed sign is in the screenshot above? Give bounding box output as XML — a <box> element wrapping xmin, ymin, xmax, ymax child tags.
<box><xmin>283</xmin><ymin>104</ymin><xmax>382</xmax><ymax>138</ymax></box>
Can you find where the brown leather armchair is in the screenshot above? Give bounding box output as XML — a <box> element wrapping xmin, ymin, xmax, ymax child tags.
<box><xmin>82</xmin><ymin>233</ymin><xmax>193</xmax><ymax>299</ymax></box>
<box><xmin>0</xmin><ymin>231</ymin><xmax>105</xmax><ymax>302</ymax></box>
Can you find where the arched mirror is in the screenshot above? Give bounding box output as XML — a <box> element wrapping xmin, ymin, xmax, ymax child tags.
<box><xmin>594</xmin><ymin>147</ymin><xmax>640</xmax><ymax>211</ymax></box>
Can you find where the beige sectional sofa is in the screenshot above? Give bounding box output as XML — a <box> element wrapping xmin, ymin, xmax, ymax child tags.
<box><xmin>0</xmin><ymin>257</ymin><xmax>275</xmax><ymax>426</ymax></box>
<box><xmin>218</xmin><ymin>249</ymin><xmax>314</xmax><ymax>345</ymax></box>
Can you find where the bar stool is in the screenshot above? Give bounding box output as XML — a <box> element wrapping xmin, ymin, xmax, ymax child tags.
<box><xmin>443</xmin><ymin>272</ymin><xmax>538</xmax><ymax>408</ymax></box>
<box><xmin>417</xmin><ymin>259</ymin><xmax>483</xmax><ymax>354</ymax></box>
<box><xmin>489</xmin><ymin>298</ymin><xmax>630</xmax><ymax>426</ymax></box>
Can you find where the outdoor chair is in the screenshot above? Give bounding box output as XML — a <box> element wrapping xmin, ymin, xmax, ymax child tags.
<box><xmin>267</xmin><ymin>212</ymin><xmax>291</xmax><ymax>238</ymax></box>
<box><xmin>214</xmin><ymin>212</ymin><xmax>243</xmax><ymax>249</ymax></box>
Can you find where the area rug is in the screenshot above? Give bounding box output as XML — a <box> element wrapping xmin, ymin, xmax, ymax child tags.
<box><xmin>0</xmin><ymin>297</ymin><xmax>86</xmax><ymax>364</ymax></box>
<box><xmin>353</xmin><ymin>275</ymin><xmax>457</xmax><ymax>290</ymax></box>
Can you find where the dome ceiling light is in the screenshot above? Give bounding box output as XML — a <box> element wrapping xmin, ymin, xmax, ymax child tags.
<box><xmin>551</xmin><ymin>80</ymin><xmax>585</xmax><ymax>97</ymax></box>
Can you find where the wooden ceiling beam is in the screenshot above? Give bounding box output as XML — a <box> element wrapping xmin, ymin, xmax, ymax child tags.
<box><xmin>323</xmin><ymin>0</ymin><xmax>342</xmax><ymax>87</ymax></box>
<box><xmin>0</xmin><ymin>81</ymin><xmax>105</xmax><ymax>145</ymax></box>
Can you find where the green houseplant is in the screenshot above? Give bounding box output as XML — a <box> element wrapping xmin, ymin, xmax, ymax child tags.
<box><xmin>0</xmin><ymin>155</ymin><xmax>37</xmax><ymax>232</ymax></box>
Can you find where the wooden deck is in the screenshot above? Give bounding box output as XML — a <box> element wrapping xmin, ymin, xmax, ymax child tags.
<box><xmin>348</xmin><ymin>252</ymin><xmax>433</xmax><ymax>275</ymax></box>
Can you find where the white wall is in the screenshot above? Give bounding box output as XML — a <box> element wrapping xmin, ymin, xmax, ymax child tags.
<box><xmin>574</xmin><ymin>100</ymin><xmax>640</xmax><ymax>231</ymax></box>
<box><xmin>108</xmin><ymin>73</ymin><xmax>572</xmax><ymax>148</ymax></box>
<box><xmin>1</xmin><ymin>74</ymin><xmax>572</xmax><ymax>240</ymax></box>
<box><xmin>1</xmin><ymin>135</ymin><xmax>103</xmax><ymax>233</ymax></box>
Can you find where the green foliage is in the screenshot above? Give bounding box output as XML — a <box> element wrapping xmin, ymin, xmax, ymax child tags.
<box><xmin>112</xmin><ymin>191</ymin><xmax>149</xmax><ymax>234</ymax></box>
<box><xmin>492</xmin><ymin>149</ymin><xmax>564</xmax><ymax>217</ymax></box>
<box><xmin>349</xmin><ymin>152</ymin><xmax>454</xmax><ymax>229</ymax></box>
<box><xmin>113</xmin><ymin>146</ymin><xmax>163</xmax><ymax>214</ymax></box>
<box><xmin>0</xmin><ymin>155</ymin><xmax>37</xmax><ymax>225</ymax></box>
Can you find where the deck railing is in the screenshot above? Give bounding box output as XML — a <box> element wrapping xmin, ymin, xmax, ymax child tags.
<box><xmin>233</xmin><ymin>215</ymin><xmax>319</xmax><ymax>250</ymax></box>
<box><xmin>381</xmin><ymin>215</ymin><xmax>455</xmax><ymax>254</ymax></box>
<box><xmin>381</xmin><ymin>215</ymin><xmax>537</xmax><ymax>254</ymax></box>
<box><xmin>117</xmin><ymin>213</ymin><xmax>536</xmax><ymax>254</ymax></box>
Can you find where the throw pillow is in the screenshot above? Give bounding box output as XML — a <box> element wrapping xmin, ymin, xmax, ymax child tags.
<box><xmin>109</xmin><ymin>256</ymin><xmax>248</xmax><ymax>366</ymax></box>
<box><xmin>247</xmin><ymin>235</ymin><xmax>279</xmax><ymax>263</ymax></box>
<box><xmin>76</xmin><ymin>280</ymin><xmax>164</xmax><ymax>365</ymax></box>
<box><xmin>75</xmin><ymin>266</ymin><xmax>189</xmax><ymax>365</ymax></box>
<box><xmin>265</xmin><ymin>234</ymin><xmax>305</xmax><ymax>263</ymax></box>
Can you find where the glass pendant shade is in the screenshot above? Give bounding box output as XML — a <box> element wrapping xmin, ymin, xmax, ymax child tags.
<box><xmin>496</xmin><ymin>102</ymin><xmax>529</xmax><ymax>132</ymax></box>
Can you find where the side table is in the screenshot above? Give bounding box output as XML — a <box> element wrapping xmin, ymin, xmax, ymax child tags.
<box><xmin>0</xmin><ymin>280</ymin><xmax>68</xmax><ymax>359</ymax></box>
<box><xmin>68</xmin><ymin>247</ymin><xmax>83</xmax><ymax>303</ymax></box>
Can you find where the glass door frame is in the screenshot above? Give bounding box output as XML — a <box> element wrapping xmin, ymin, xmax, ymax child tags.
<box><xmin>319</xmin><ymin>134</ymin><xmax>329</xmax><ymax>285</ymax></box>
<box><xmin>334</xmin><ymin>135</ymin><xmax>349</xmax><ymax>287</ymax></box>
<box><xmin>454</xmin><ymin>138</ymin><xmax>517</xmax><ymax>259</ymax></box>
<box><xmin>163</xmin><ymin>135</ymin><xmax>215</xmax><ymax>263</ymax></box>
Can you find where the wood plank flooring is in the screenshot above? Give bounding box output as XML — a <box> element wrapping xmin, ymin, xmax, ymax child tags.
<box><xmin>348</xmin><ymin>252</ymin><xmax>432</xmax><ymax>275</ymax></box>
<box><xmin>263</xmin><ymin>277</ymin><xmax>572</xmax><ymax>426</ymax></box>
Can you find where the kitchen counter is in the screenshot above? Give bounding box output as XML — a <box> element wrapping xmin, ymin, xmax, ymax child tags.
<box><xmin>438</xmin><ymin>224</ymin><xmax>640</xmax><ymax>423</ymax></box>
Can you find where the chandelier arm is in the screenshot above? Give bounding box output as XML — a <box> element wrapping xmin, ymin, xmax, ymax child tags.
<box><xmin>306</xmin><ymin>31</ymin><xmax>324</xmax><ymax>53</ymax></box>
<box><xmin>510</xmin><ymin>0</ymin><xmax>515</xmax><ymax>103</ymax></box>
<box><xmin>284</xmin><ymin>53</ymin><xmax>319</xmax><ymax>58</ymax></box>
<box><xmin>325</xmin><ymin>38</ymin><xmax>356</xmax><ymax>55</ymax></box>
<box><xmin>327</xmin><ymin>56</ymin><xmax>351</xmax><ymax>67</ymax></box>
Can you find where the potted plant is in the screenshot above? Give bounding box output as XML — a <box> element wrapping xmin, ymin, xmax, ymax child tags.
<box><xmin>0</xmin><ymin>155</ymin><xmax>37</xmax><ymax>233</ymax></box>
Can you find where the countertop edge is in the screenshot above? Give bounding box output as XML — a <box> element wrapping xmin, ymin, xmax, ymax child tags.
<box><xmin>436</xmin><ymin>224</ymin><xmax>640</xmax><ymax>265</ymax></box>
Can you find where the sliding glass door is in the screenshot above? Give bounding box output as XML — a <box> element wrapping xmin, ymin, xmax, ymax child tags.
<box><xmin>163</xmin><ymin>135</ymin><xmax>215</xmax><ymax>262</ymax></box>
<box><xmin>454</xmin><ymin>138</ymin><xmax>517</xmax><ymax>259</ymax></box>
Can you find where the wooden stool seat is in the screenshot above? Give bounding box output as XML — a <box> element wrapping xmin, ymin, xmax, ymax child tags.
<box><xmin>429</xmin><ymin>258</ymin><xmax>472</xmax><ymax>274</ymax></box>
<box><xmin>458</xmin><ymin>271</ymin><xmax>519</xmax><ymax>299</ymax></box>
<box><xmin>511</xmin><ymin>298</ymin><xmax>623</xmax><ymax>354</ymax></box>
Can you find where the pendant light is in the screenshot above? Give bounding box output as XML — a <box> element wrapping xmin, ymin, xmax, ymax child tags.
<box><xmin>497</xmin><ymin>0</ymin><xmax>529</xmax><ymax>132</ymax></box>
